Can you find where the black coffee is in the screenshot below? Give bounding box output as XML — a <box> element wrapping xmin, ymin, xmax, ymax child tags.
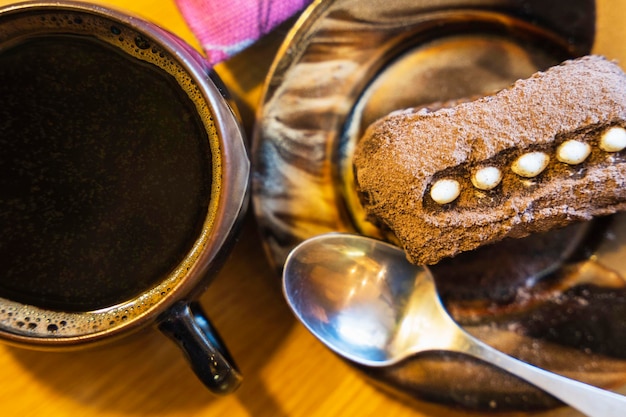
<box><xmin>0</xmin><ymin>35</ymin><xmax>212</xmax><ymax>311</ymax></box>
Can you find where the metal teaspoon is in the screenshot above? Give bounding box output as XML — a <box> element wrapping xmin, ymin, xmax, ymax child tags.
<box><xmin>282</xmin><ymin>233</ymin><xmax>626</xmax><ymax>417</ymax></box>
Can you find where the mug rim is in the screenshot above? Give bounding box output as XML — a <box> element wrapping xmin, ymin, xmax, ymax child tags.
<box><xmin>0</xmin><ymin>0</ymin><xmax>250</xmax><ymax>347</ymax></box>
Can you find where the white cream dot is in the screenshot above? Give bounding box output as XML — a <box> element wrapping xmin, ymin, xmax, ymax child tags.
<box><xmin>430</xmin><ymin>179</ymin><xmax>460</xmax><ymax>204</ymax></box>
<box><xmin>600</xmin><ymin>126</ymin><xmax>626</xmax><ymax>152</ymax></box>
<box><xmin>512</xmin><ymin>152</ymin><xmax>549</xmax><ymax>178</ymax></box>
<box><xmin>556</xmin><ymin>140</ymin><xmax>591</xmax><ymax>165</ymax></box>
<box><xmin>471</xmin><ymin>166</ymin><xmax>502</xmax><ymax>190</ymax></box>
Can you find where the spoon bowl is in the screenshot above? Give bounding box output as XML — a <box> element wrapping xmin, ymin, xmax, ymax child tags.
<box><xmin>283</xmin><ymin>233</ymin><xmax>626</xmax><ymax>417</ymax></box>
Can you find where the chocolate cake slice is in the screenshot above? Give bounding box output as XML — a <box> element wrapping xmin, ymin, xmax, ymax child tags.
<box><xmin>353</xmin><ymin>55</ymin><xmax>626</xmax><ymax>265</ymax></box>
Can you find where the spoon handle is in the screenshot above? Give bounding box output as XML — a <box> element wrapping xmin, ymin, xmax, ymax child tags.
<box><xmin>461</xmin><ymin>335</ymin><xmax>626</xmax><ymax>417</ymax></box>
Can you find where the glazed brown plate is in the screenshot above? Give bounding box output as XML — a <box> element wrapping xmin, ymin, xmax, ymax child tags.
<box><xmin>252</xmin><ymin>0</ymin><xmax>626</xmax><ymax>413</ymax></box>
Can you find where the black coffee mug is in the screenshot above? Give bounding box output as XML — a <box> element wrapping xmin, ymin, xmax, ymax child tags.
<box><xmin>0</xmin><ymin>1</ymin><xmax>248</xmax><ymax>394</ymax></box>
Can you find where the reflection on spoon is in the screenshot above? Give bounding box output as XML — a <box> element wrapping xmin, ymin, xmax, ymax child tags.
<box><xmin>282</xmin><ymin>233</ymin><xmax>626</xmax><ymax>417</ymax></box>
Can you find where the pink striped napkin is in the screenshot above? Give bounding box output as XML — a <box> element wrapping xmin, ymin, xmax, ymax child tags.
<box><xmin>175</xmin><ymin>0</ymin><xmax>312</xmax><ymax>65</ymax></box>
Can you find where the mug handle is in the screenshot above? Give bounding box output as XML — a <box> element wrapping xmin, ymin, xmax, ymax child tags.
<box><xmin>158</xmin><ymin>301</ymin><xmax>242</xmax><ymax>394</ymax></box>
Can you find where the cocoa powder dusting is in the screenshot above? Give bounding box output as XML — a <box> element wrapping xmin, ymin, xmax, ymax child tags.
<box><xmin>353</xmin><ymin>55</ymin><xmax>626</xmax><ymax>265</ymax></box>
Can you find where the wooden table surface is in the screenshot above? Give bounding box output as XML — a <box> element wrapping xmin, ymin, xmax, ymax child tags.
<box><xmin>0</xmin><ymin>1</ymin><xmax>625</xmax><ymax>416</ymax></box>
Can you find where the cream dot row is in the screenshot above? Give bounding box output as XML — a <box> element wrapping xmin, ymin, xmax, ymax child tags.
<box><xmin>429</xmin><ymin>126</ymin><xmax>626</xmax><ymax>205</ymax></box>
